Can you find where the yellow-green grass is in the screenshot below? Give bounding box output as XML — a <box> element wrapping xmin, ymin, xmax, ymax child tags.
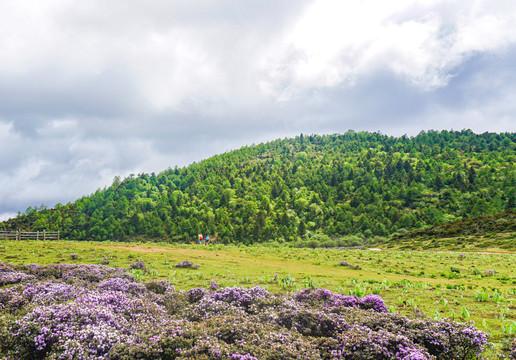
<box><xmin>384</xmin><ymin>233</ymin><xmax>516</xmax><ymax>252</ymax></box>
<box><xmin>1</xmin><ymin>239</ymin><xmax>515</xmax><ymax>347</ymax></box>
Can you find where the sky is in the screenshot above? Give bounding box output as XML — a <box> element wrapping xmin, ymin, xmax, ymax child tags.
<box><xmin>1</xmin><ymin>0</ymin><xmax>516</xmax><ymax>220</ymax></box>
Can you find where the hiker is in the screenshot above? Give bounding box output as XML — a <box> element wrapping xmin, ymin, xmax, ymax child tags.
<box><xmin>205</xmin><ymin>234</ymin><xmax>210</xmax><ymax>245</ymax></box>
<box><xmin>198</xmin><ymin>233</ymin><xmax>203</xmax><ymax>245</ymax></box>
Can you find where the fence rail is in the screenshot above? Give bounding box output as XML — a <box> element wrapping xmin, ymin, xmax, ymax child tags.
<box><xmin>0</xmin><ymin>230</ymin><xmax>60</xmax><ymax>241</ymax></box>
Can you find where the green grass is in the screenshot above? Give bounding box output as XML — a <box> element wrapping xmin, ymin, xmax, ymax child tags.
<box><xmin>383</xmin><ymin>232</ymin><xmax>516</xmax><ymax>251</ymax></box>
<box><xmin>1</xmin><ymin>239</ymin><xmax>516</xmax><ymax>347</ymax></box>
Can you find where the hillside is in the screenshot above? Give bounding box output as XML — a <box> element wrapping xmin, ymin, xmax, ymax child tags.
<box><xmin>385</xmin><ymin>209</ymin><xmax>515</xmax><ymax>250</ymax></box>
<box><xmin>392</xmin><ymin>209</ymin><xmax>516</xmax><ymax>239</ymax></box>
<box><xmin>1</xmin><ymin>130</ymin><xmax>515</xmax><ymax>244</ymax></box>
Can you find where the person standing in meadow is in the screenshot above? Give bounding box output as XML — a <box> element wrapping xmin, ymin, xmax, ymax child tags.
<box><xmin>206</xmin><ymin>234</ymin><xmax>210</xmax><ymax>245</ymax></box>
<box><xmin>198</xmin><ymin>233</ymin><xmax>203</xmax><ymax>245</ymax></box>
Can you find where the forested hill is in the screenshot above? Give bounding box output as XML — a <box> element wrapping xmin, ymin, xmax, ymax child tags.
<box><xmin>1</xmin><ymin>130</ymin><xmax>515</xmax><ymax>244</ymax></box>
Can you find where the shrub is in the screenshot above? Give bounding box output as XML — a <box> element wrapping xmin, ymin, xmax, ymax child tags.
<box><xmin>175</xmin><ymin>260</ymin><xmax>200</xmax><ymax>269</ymax></box>
<box><xmin>306</xmin><ymin>240</ymin><xmax>320</xmax><ymax>248</ymax></box>
<box><xmin>186</xmin><ymin>287</ymin><xmax>207</xmax><ymax>303</ymax></box>
<box><xmin>210</xmin><ymin>280</ymin><xmax>220</xmax><ymax>291</ymax></box>
<box><xmin>0</xmin><ymin>271</ymin><xmax>36</xmax><ymax>286</ymax></box>
<box><xmin>336</xmin><ymin>235</ymin><xmax>365</xmax><ymax>247</ymax></box>
<box><xmin>0</xmin><ymin>263</ymin><xmax>490</xmax><ymax>360</ymax></box>
<box><xmin>483</xmin><ymin>269</ymin><xmax>496</xmax><ymax>277</ymax></box>
<box><xmin>129</xmin><ymin>261</ymin><xmax>146</xmax><ymax>270</ymax></box>
<box><xmin>98</xmin><ymin>277</ymin><xmax>146</xmax><ymax>295</ymax></box>
<box><xmin>359</xmin><ymin>294</ymin><xmax>389</xmax><ymax>313</ymax></box>
<box><xmin>145</xmin><ymin>279</ymin><xmax>174</xmax><ymax>295</ymax></box>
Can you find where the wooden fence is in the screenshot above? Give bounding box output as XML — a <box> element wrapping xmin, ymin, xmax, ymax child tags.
<box><xmin>0</xmin><ymin>230</ymin><xmax>60</xmax><ymax>241</ymax></box>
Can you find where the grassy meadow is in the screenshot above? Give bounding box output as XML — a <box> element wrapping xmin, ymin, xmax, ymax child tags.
<box><xmin>1</xmin><ymin>239</ymin><xmax>516</xmax><ymax>348</ymax></box>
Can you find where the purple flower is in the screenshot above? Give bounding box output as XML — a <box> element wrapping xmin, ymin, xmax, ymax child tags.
<box><xmin>0</xmin><ymin>271</ymin><xmax>35</xmax><ymax>285</ymax></box>
<box><xmin>98</xmin><ymin>277</ymin><xmax>146</xmax><ymax>295</ymax></box>
<box><xmin>0</xmin><ymin>263</ymin><xmax>491</xmax><ymax>359</ymax></box>
<box><xmin>175</xmin><ymin>260</ymin><xmax>200</xmax><ymax>269</ymax></box>
<box><xmin>129</xmin><ymin>261</ymin><xmax>146</xmax><ymax>270</ymax></box>
<box><xmin>359</xmin><ymin>294</ymin><xmax>388</xmax><ymax>313</ymax></box>
<box><xmin>210</xmin><ymin>280</ymin><xmax>220</xmax><ymax>291</ymax></box>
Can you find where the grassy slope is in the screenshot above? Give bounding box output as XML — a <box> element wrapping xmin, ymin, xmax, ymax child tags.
<box><xmin>2</xmin><ymin>239</ymin><xmax>516</xmax><ymax>346</ymax></box>
<box><xmin>384</xmin><ymin>209</ymin><xmax>516</xmax><ymax>251</ymax></box>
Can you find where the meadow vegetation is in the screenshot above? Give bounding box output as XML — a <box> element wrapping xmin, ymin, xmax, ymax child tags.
<box><xmin>0</xmin><ymin>130</ymin><xmax>514</xmax><ymax>358</ymax></box>
<box><xmin>1</xmin><ymin>239</ymin><xmax>515</xmax><ymax>358</ymax></box>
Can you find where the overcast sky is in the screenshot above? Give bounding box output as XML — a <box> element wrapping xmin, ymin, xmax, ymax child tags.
<box><xmin>1</xmin><ymin>0</ymin><xmax>516</xmax><ymax>220</ymax></box>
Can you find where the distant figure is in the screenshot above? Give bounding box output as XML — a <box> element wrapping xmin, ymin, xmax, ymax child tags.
<box><xmin>206</xmin><ymin>234</ymin><xmax>210</xmax><ymax>245</ymax></box>
<box><xmin>198</xmin><ymin>233</ymin><xmax>203</xmax><ymax>245</ymax></box>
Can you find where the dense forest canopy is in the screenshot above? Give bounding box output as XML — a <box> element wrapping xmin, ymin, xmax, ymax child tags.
<box><xmin>1</xmin><ymin>130</ymin><xmax>515</xmax><ymax>244</ymax></box>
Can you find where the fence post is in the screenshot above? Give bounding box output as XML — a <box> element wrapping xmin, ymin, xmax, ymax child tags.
<box><xmin>58</xmin><ymin>230</ymin><xmax>60</xmax><ymax>241</ymax></box>
<box><xmin>43</xmin><ymin>230</ymin><xmax>46</xmax><ymax>241</ymax></box>
<box><xmin>16</xmin><ymin>230</ymin><xmax>19</xmax><ymax>241</ymax></box>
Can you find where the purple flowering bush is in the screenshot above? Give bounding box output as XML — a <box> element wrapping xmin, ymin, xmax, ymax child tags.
<box><xmin>98</xmin><ymin>277</ymin><xmax>146</xmax><ymax>295</ymax></box>
<box><xmin>508</xmin><ymin>337</ymin><xmax>516</xmax><ymax>360</ymax></box>
<box><xmin>316</xmin><ymin>326</ymin><xmax>434</xmax><ymax>359</ymax></box>
<box><xmin>145</xmin><ymin>279</ymin><xmax>175</xmax><ymax>295</ymax></box>
<box><xmin>175</xmin><ymin>259</ymin><xmax>200</xmax><ymax>269</ymax></box>
<box><xmin>129</xmin><ymin>260</ymin><xmax>146</xmax><ymax>270</ymax></box>
<box><xmin>0</xmin><ymin>263</ymin><xmax>491</xmax><ymax>360</ymax></box>
<box><xmin>210</xmin><ymin>286</ymin><xmax>271</xmax><ymax>310</ymax></box>
<box><xmin>0</xmin><ymin>270</ymin><xmax>35</xmax><ymax>285</ymax></box>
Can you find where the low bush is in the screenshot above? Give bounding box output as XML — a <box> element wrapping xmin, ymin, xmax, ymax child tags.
<box><xmin>0</xmin><ymin>263</ymin><xmax>490</xmax><ymax>360</ymax></box>
<box><xmin>175</xmin><ymin>260</ymin><xmax>200</xmax><ymax>269</ymax></box>
<box><xmin>129</xmin><ymin>261</ymin><xmax>146</xmax><ymax>270</ymax></box>
<box><xmin>335</xmin><ymin>235</ymin><xmax>365</xmax><ymax>248</ymax></box>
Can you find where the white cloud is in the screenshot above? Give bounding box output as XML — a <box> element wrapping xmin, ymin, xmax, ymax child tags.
<box><xmin>0</xmin><ymin>0</ymin><xmax>515</xmax><ymax>216</ymax></box>
<box><xmin>261</xmin><ymin>0</ymin><xmax>516</xmax><ymax>98</ymax></box>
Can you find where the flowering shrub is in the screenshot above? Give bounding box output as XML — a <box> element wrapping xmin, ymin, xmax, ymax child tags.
<box><xmin>0</xmin><ymin>270</ymin><xmax>35</xmax><ymax>285</ymax></box>
<box><xmin>0</xmin><ymin>260</ymin><xmax>36</xmax><ymax>285</ymax></box>
<box><xmin>276</xmin><ymin>306</ymin><xmax>350</xmax><ymax>337</ymax></box>
<box><xmin>209</xmin><ymin>286</ymin><xmax>271</xmax><ymax>310</ymax></box>
<box><xmin>184</xmin><ymin>296</ymin><xmax>247</xmax><ymax>321</ymax></box>
<box><xmin>145</xmin><ymin>279</ymin><xmax>174</xmax><ymax>295</ymax></box>
<box><xmin>511</xmin><ymin>337</ymin><xmax>516</xmax><ymax>359</ymax></box>
<box><xmin>186</xmin><ymin>287</ymin><xmax>207</xmax><ymax>303</ymax></box>
<box><xmin>175</xmin><ymin>259</ymin><xmax>200</xmax><ymax>269</ymax></box>
<box><xmin>295</xmin><ymin>288</ymin><xmax>360</xmax><ymax>309</ymax></box>
<box><xmin>483</xmin><ymin>269</ymin><xmax>496</xmax><ymax>277</ymax></box>
<box><xmin>98</xmin><ymin>277</ymin><xmax>146</xmax><ymax>295</ymax></box>
<box><xmin>210</xmin><ymin>280</ymin><xmax>220</xmax><ymax>290</ymax></box>
<box><xmin>22</xmin><ymin>281</ymin><xmax>84</xmax><ymax>305</ymax></box>
<box><xmin>317</xmin><ymin>326</ymin><xmax>434</xmax><ymax>359</ymax></box>
<box><xmin>129</xmin><ymin>261</ymin><xmax>146</xmax><ymax>270</ymax></box>
<box><xmin>0</xmin><ymin>263</ymin><xmax>491</xmax><ymax>360</ymax></box>
<box><xmin>0</xmin><ymin>285</ymin><xmax>26</xmax><ymax>312</ymax></box>
<box><xmin>359</xmin><ymin>293</ymin><xmax>389</xmax><ymax>313</ymax></box>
